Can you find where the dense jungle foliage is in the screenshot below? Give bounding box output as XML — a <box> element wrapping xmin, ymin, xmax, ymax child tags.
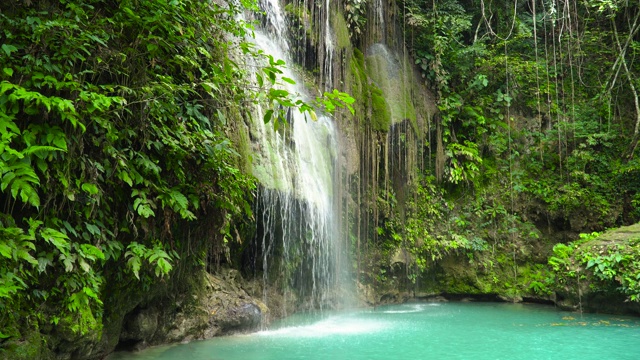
<box><xmin>0</xmin><ymin>0</ymin><xmax>358</xmax><ymax>350</ymax></box>
<box><xmin>0</xmin><ymin>0</ymin><xmax>261</xmax><ymax>342</ymax></box>
<box><xmin>360</xmin><ymin>0</ymin><xmax>640</xmax><ymax>303</ymax></box>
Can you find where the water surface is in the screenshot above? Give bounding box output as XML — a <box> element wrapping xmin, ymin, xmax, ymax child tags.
<box><xmin>110</xmin><ymin>302</ymin><xmax>640</xmax><ymax>359</ymax></box>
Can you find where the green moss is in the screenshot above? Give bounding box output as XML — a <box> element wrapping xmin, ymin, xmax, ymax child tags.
<box><xmin>0</xmin><ymin>325</ymin><xmax>52</xmax><ymax>360</ymax></box>
<box><xmin>346</xmin><ymin>48</ymin><xmax>369</xmax><ymax>126</ymax></box>
<box><xmin>354</xmin><ymin>48</ymin><xmax>365</xmax><ymax>64</ymax></box>
<box><xmin>332</xmin><ymin>10</ymin><xmax>351</xmax><ymax>51</ymax></box>
<box><xmin>226</xmin><ymin>107</ymin><xmax>253</xmax><ymax>174</ymax></box>
<box><xmin>371</xmin><ymin>85</ymin><xmax>391</xmax><ymax>131</ymax></box>
<box><xmin>364</xmin><ymin>46</ymin><xmax>417</xmax><ymax>132</ymax></box>
<box><xmin>251</xmin><ymin>145</ymin><xmax>290</xmax><ymax>192</ymax></box>
<box><xmin>427</xmin><ymin>248</ymin><xmax>553</xmax><ymax>300</ymax></box>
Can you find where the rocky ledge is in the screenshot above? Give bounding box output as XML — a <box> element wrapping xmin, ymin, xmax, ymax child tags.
<box><xmin>116</xmin><ymin>269</ymin><xmax>268</xmax><ymax>352</ymax></box>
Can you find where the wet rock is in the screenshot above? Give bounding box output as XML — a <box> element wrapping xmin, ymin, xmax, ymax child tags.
<box><xmin>217</xmin><ymin>303</ymin><xmax>263</xmax><ymax>332</ymax></box>
<box><xmin>390</xmin><ymin>247</ymin><xmax>413</xmax><ymax>266</ymax></box>
<box><xmin>498</xmin><ymin>294</ymin><xmax>523</xmax><ymax>303</ymax></box>
<box><xmin>357</xmin><ymin>282</ymin><xmax>377</xmax><ymax>306</ymax></box>
<box><xmin>120</xmin><ymin>307</ymin><xmax>159</xmax><ymax>344</ymax></box>
<box><xmin>112</xmin><ymin>270</ymin><xmax>268</xmax><ymax>354</ymax></box>
<box><xmin>421</xmin><ymin>295</ymin><xmax>447</xmax><ymax>302</ymax></box>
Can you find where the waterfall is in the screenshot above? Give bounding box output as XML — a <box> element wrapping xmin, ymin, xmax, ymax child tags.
<box><xmin>248</xmin><ymin>0</ymin><xmax>349</xmax><ymax>312</ymax></box>
<box><xmin>322</xmin><ymin>0</ymin><xmax>334</xmax><ymax>89</ymax></box>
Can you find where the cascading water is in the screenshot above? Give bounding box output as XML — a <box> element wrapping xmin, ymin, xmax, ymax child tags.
<box><xmin>248</xmin><ymin>0</ymin><xmax>349</xmax><ymax>312</ymax></box>
<box><xmin>322</xmin><ymin>0</ymin><xmax>334</xmax><ymax>89</ymax></box>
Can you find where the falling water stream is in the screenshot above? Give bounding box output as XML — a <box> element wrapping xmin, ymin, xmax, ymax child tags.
<box><xmin>248</xmin><ymin>0</ymin><xmax>347</xmax><ymax>311</ymax></box>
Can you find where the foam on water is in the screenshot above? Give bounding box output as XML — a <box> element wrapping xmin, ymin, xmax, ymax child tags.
<box><xmin>378</xmin><ymin>303</ymin><xmax>439</xmax><ymax>314</ymax></box>
<box><xmin>258</xmin><ymin>316</ymin><xmax>388</xmax><ymax>337</ymax></box>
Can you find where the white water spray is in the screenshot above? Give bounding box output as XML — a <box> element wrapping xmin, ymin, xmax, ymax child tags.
<box><xmin>249</xmin><ymin>0</ymin><xmax>348</xmax><ymax>311</ymax></box>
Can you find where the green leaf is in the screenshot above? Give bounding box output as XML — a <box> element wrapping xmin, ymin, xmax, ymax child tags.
<box><xmin>61</xmin><ymin>254</ymin><xmax>75</xmax><ymax>272</ymax></box>
<box><xmin>269</xmin><ymin>88</ymin><xmax>288</xmax><ymax>98</ymax></box>
<box><xmin>41</xmin><ymin>227</ymin><xmax>70</xmax><ymax>255</ymax></box>
<box><xmin>201</xmin><ymin>81</ymin><xmax>219</xmax><ymax>93</ymax></box>
<box><xmin>127</xmin><ymin>255</ymin><xmax>141</xmax><ymax>280</ymax></box>
<box><xmin>80</xmin><ymin>244</ymin><xmax>105</xmax><ymax>261</ymax></box>
<box><xmin>84</xmin><ymin>223</ymin><xmax>101</xmax><ymax>236</ymax></box>
<box><xmin>217</xmin><ymin>109</ymin><xmax>226</xmax><ymax>125</ymax></box>
<box><xmin>155</xmin><ymin>257</ymin><xmax>173</xmax><ymax>277</ymax></box>
<box><xmin>264</xmin><ymin>109</ymin><xmax>274</xmax><ymax>124</ymax></box>
<box><xmin>170</xmin><ymin>189</ymin><xmax>188</xmax><ymax>210</ymax></box>
<box><xmin>3</xmin><ymin>68</ymin><xmax>13</xmax><ymax>77</ymax></box>
<box><xmin>16</xmin><ymin>249</ymin><xmax>38</xmax><ymax>265</ymax></box>
<box><xmin>0</xmin><ymin>242</ymin><xmax>12</xmax><ymax>258</ymax></box>
<box><xmin>37</xmin><ymin>256</ymin><xmax>53</xmax><ymax>273</ymax></box>
<box><xmin>81</xmin><ymin>183</ymin><xmax>99</xmax><ymax>195</ymax></box>
<box><xmin>82</xmin><ymin>286</ymin><xmax>101</xmax><ymax>303</ymax></box>
<box><xmin>23</xmin><ymin>145</ymin><xmax>64</xmax><ymax>156</ymax></box>
<box><xmin>282</xmin><ymin>77</ymin><xmax>296</xmax><ymax>85</ymax></box>
<box><xmin>79</xmin><ymin>259</ymin><xmax>91</xmax><ymax>273</ymax></box>
<box><xmin>1</xmin><ymin>44</ymin><xmax>18</xmax><ymax>57</ymax></box>
<box><xmin>118</xmin><ymin>171</ymin><xmax>133</xmax><ymax>187</ymax></box>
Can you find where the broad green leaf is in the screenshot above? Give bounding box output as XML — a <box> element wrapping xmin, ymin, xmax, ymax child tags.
<box><xmin>81</xmin><ymin>183</ymin><xmax>99</xmax><ymax>195</ymax></box>
<box><xmin>79</xmin><ymin>259</ymin><xmax>91</xmax><ymax>273</ymax></box>
<box><xmin>82</xmin><ymin>286</ymin><xmax>102</xmax><ymax>303</ymax></box>
<box><xmin>282</xmin><ymin>77</ymin><xmax>296</xmax><ymax>85</ymax></box>
<box><xmin>0</xmin><ymin>242</ymin><xmax>12</xmax><ymax>258</ymax></box>
<box><xmin>41</xmin><ymin>227</ymin><xmax>70</xmax><ymax>255</ymax></box>
<box><xmin>84</xmin><ymin>223</ymin><xmax>101</xmax><ymax>236</ymax></box>
<box><xmin>169</xmin><ymin>189</ymin><xmax>188</xmax><ymax>210</ymax></box>
<box><xmin>127</xmin><ymin>255</ymin><xmax>141</xmax><ymax>280</ymax></box>
<box><xmin>264</xmin><ymin>109</ymin><xmax>273</xmax><ymax>124</ymax></box>
<box><xmin>155</xmin><ymin>257</ymin><xmax>173</xmax><ymax>277</ymax></box>
<box><xmin>16</xmin><ymin>249</ymin><xmax>38</xmax><ymax>265</ymax></box>
<box><xmin>1</xmin><ymin>44</ymin><xmax>18</xmax><ymax>56</ymax></box>
<box><xmin>118</xmin><ymin>171</ymin><xmax>133</xmax><ymax>187</ymax></box>
<box><xmin>80</xmin><ymin>243</ymin><xmax>105</xmax><ymax>261</ymax></box>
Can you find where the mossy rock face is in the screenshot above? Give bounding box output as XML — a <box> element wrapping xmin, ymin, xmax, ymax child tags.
<box><xmin>248</xmin><ymin>118</ymin><xmax>294</xmax><ymax>191</ymax></box>
<box><xmin>0</xmin><ymin>325</ymin><xmax>52</xmax><ymax>360</ymax></box>
<box><xmin>371</xmin><ymin>85</ymin><xmax>391</xmax><ymax>131</ymax></box>
<box><xmin>114</xmin><ymin>270</ymin><xmax>269</xmax><ymax>353</ymax></box>
<box><xmin>590</xmin><ymin>222</ymin><xmax>640</xmax><ymax>242</ymax></box>
<box><xmin>284</xmin><ymin>3</ymin><xmax>318</xmax><ymax>71</ymax></box>
<box><xmin>364</xmin><ymin>43</ymin><xmax>417</xmax><ymax>132</ymax></box>
<box><xmin>348</xmin><ymin>48</ymin><xmax>368</xmax><ymax>118</ymax></box>
<box><xmin>553</xmin><ymin>223</ymin><xmax>640</xmax><ymax>315</ymax></box>
<box><xmin>332</xmin><ymin>10</ymin><xmax>351</xmax><ymax>51</ymax></box>
<box><xmin>284</xmin><ymin>3</ymin><xmax>315</xmax><ymax>44</ymax></box>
